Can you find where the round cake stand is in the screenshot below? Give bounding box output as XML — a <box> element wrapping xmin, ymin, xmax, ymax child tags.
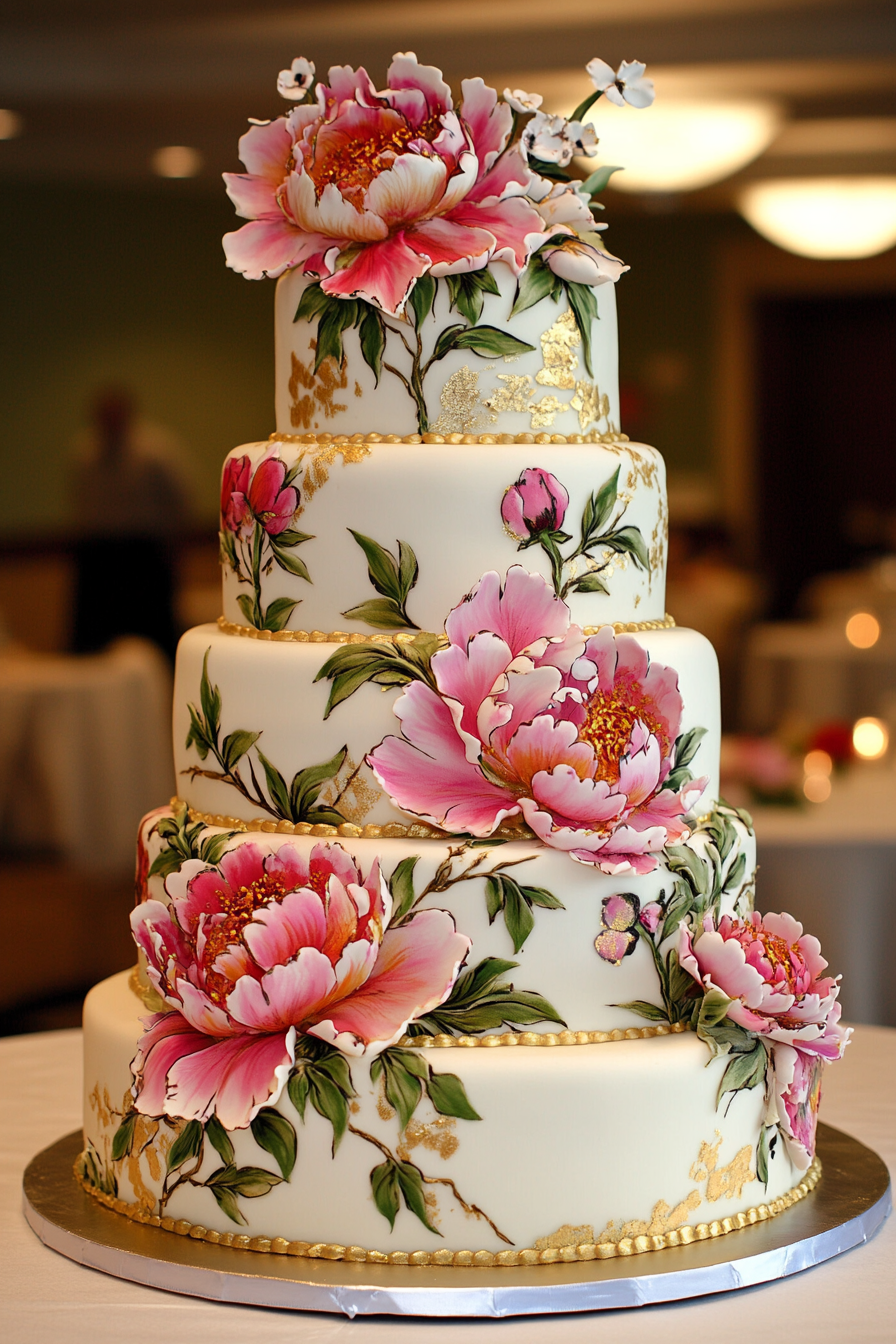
<box><xmin>22</xmin><ymin>1123</ymin><xmax>890</xmax><ymax>1319</ymax></box>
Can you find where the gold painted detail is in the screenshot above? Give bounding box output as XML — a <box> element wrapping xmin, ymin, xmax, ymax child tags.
<box><xmin>535</xmin><ymin>1223</ymin><xmax>595</xmax><ymax>1251</ymax></box>
<box><xmin>691</xmin><ymin>1132</ymin><xmax>756</xmax><ymax>1203</ymax></box>
<box><xmin>537</xmin><ymin>310</ymin><xmax>580</xmax><ymax>390</ymax></box>
<box><xmin>399</xmin><ymin>1022</ymin><xmax>690</xmax><ymax>1048</ymax></box>
<box><xmin>483</xmin><ymin>373</ymin><xmax>534</xmax><ymax>416</ymax></box>
<box><xmin>215</xmin><ymin>613</ymin><xmax>677</xmax><ymax>644</ymax></box>
<box><xmin>398</xmin><ymin>1115</ymin><xmax>459</xmax><ymax>1163</ymax></box>
<box><xmin>316</xmin><ymin>751</ymin><xmax>379</xmax><ymax>825</ymax></box>
<box><xmin>75</xmin><ymin>1157</ymin><xmax>822</xmax><ymax>1267</ymax></box>
<box><xmin>268</xmin><ymin>429</ymin><xmax>631</xmax><ymax>447</ymax></box>
<box><xmin>529</xmin><ymin>395</ymin><xmax>566</xmax><ymax>429</ymax></box>
<box><xmin>571</xmin><ymin>381</ymin><xmax>610</xmax><ymax>433</ymax></box>
<box><xmin>430</xmin><ymin>367</ymin><xmax>495</xmax><ymax>435</ymax></box>
<box><xmin>288</xmin><ymin>352</ymin><xmax>348</xmax><ymax>430</ymax></box>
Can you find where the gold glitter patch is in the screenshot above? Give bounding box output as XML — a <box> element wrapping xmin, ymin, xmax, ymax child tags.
<box><xmin>530</xmin><ymin>395</ymin><xmax>566</xmax><ymax>429</ymax></box>
<box><xmin>571</xmin><ymin>380</ymin><xmax>610</xmax><ymax>432</ymax></box>
<box><xmin>288</xmin><ymin>352</ymin><xmax>348</xmax><ymax>430</ymax></box>
<box><xmin>430</xmin><ymin>367</ymin><xmax>496</xmax><ymax>434</ymax></box>
<box><xmin>398</xmin><ymin>1116</ymin><xmax>459</xmax><ymax>1162</ymax></box>
<box><xmin>536</xmin><ymin>309</ymin><xmax>579</xmax><ymax>390</ymax></box>
<box><xmin>483</xmin><ymin>373</ymin><xmax>534</xmax><ymax>416</ymax></box>
<box><xmin>534</xmin><ymin>1224</ymin><xmax>595</xmax><ymax>1251</ymax></box>
<box><xmin>316</xmin><ymin>752</ymin><xmax>379</xmax><ymax>825</ymax></box>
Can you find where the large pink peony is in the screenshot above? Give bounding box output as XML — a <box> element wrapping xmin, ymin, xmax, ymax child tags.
<box><xmin>222</xmin><ymin>53</ymin><xmax>551</xmax><ymax>313</ymax></box>
<box><xmin>130</xmin><ymin>841</ymin><xmax>469</xmax><ymax>1130</ymax></box>
<box><xmin>368</xmin><ymin>568</ymin><xmax>705</xmax><ymax>873</ymax></box>
<box><xmin>771</xmin><ymin>1044</ymin><xmax>826</xmax><ymax>1170</ymax></box>
<box><xmin>678</xmin><ymin>911</ymin><xmax>849</xmax><ymax>1060</ymax></box>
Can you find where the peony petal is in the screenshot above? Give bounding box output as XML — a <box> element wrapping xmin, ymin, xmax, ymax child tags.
<box><xmin>285</xmin><ymin>172</ymin><xmax>389</xmax><ymax>244</ymax></box>
<box><xmin>406</xmin><ymin>214</ymin><xmax>495</xmax><ymax>273</ymax></box>
<box><xmin>242</xmin><ymin>886</ymin><xmax>329</xmax><ymax>969</ymax></box>
<box><xmin>364</xmin><ymin>152</ymin><xmax>448</xmax><ymax>229</ymax></box>
<box><xmin>459</xmin><ymin>77</ymin><xmax>513</xmax><ymax>171</ymax></box>
<box><xmin>384</xmin><ymin>52</ymin><xmax>453</xmax><ymax>123</ymax></box>
<box><xmin>445</xmin><ymin>195</ymin><xmax>546</xmax><ymax>273</ymax></box>
<box><xmin>223</xmin><ymin>218</ymin><xmax>326</xmax><ymax>280</ymax></box>
<box><xmin>501</xmin><ymin>713</ymin><xmax>594</xmax><ymax>786</ymax></box>
<box><xmin>234</xmin><ymin>117</ymin><xmax>293</xmax><ymax>183</ymax></box>
<box><xmin>529</xmin><ymin>763</ymin><xmax>623</xmax><ymax>828</ymax></box>
<box><xmin>320</xmin><ymin>231</ymin><xmax>431</xmax><ymax>314</ymax></box>
<box><xmin>485</xmin><ymin>667</ymin><xmax>565</xmax><ymax>758</ymax></box>
<box><xmin>431</xmin><ymin>634</ymin><xmax>513</xmax><ymax>758</ymax></box>
<box><xmin>164</xmin><ymin>1027</ymin><xmax>296</xmax><ymax>1131</ymax></box>
<box><xmin>225</xmin><ymin>948</ymin><xmax>338</xmax><ymax>1031</ymax></box>
<box><xmin>224</xmin><ymin>172</ymin><xmax>282</xmax><ymax>222</ymax></box>
<box><xmin>445</xmin><ymin>568</ymin><xmax>570</xmax><ymax>657</ymax></box>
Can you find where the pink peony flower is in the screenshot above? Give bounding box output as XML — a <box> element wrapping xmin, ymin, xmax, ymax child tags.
<box><xmin>223</xmin><ymin>53</ymin><xmax>550</xmax><ymax>314</ymax></box>
<box><xmin>130</xmin><ymin>842</ymin><xmax>470</xmax><ymax>1130</ymax></box>
<box><xmin>771</xmin><ymin>1043</ymin><xmax>826</xmax><ymax>1170</ymax></box>
<box><xmin>501</xmin><ymin>468</ymin><xmax>569</xmax><ymax>541</ymax></box>
<box><xmin>368</xmin><ymin>568</ymin><xmax>705</xmax><ymax>873</ymax></box>
<box><xmin>220</xmin><ymin>454</ymin><xmax>252</xmax><ymax>536</ymax></box>
<box><xmin>678</xmin><ymin>911</ymin><xmax>849</xmax><ymax>1060</ymax></box>
<box><xmin>246</xmin><ymin>457</ymin><xmax>298</xmax><ymax>536</ymax></box>
<box><xmin>545</xmin><ymin>237</ymin><xmax>628</xmax><ymax>287</ymax></box>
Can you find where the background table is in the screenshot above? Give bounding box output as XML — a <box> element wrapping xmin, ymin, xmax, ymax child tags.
<box><xmin>3</xmin><ymin>1024</ymin><xmax>893</xmax><ymax>1342</ymax></box>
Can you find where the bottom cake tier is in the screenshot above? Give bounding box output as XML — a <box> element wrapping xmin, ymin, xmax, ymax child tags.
<box><xmin>80</xmin><ymin>969</ymin><xmax>813</xmax><ymax>1265</ymax></box>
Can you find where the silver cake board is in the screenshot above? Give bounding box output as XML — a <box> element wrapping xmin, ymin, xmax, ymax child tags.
<box><xmin>22</xmin><ymin>1124</ymin><xmax>891</xmax><ymax>1318</ymax></box>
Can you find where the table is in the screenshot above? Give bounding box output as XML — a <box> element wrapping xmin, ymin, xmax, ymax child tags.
<box><xmin>751</xmin><ymin>765</ymin><xmax>896</xmax><ymax>1026</ymax></box>
<box><xmin>3</xmin><ymin>1026</ymin><xmax>893</xmax><ymax>1342</ymax></box>
<box><xmin>0</xmin><ymin>639</ymin><xmax>175</xmax><ymax>871</ymax></box>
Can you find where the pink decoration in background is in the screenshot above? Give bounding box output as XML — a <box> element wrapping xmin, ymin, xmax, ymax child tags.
<box><xmin>223</xmin><ymin>53</ymin><xmax>552</xmax><ymax>313</ymax></box>
<box><xmin>678</xmin><ymin>911</ymin><xmax>849</xmax><ymax>1060</ymax></box>
<box><xmin>130</xmin><ymin>842</ymin><xmax>470</xmax><ymax>1130</ymax></box>
<box><xmin>368</xmin><ymin>567</ymin><xmax>705</xmax><ymax>873</ymax></box>
<box><xmin>501</xmin><ymin>468</ymin><xmax>569</xmax><ymax>540</ymax></box>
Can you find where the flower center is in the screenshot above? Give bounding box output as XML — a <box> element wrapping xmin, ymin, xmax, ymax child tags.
<box><xmin>578</xmin><ymin>676</ymin><xmax>667</xmax><ymax>785</ymax></box>
<box><xmin>201</xmin><ymin>873</ymin><xmax>289</xmax><ymax>1004</ymax></box>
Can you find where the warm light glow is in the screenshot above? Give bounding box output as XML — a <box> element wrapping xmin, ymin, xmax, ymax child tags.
<box><xmin>803</xmin><ymin>773</ymin><xmax>832</xmax><ymax>803</ymax></box>
<box><xmin>852</xmin><ymin>717</ymin><xmax>889</xmax><ymax>760</ymax></box>
<box><xmin>845</xmin><ymin>612</ymin><xmax>880</xmax><ymax>648</ymax></box>
<box><xmin>0</xmin><ymin>109</ymin><xmax>22</xmax><ymax>139</ymax></box>
<box><xmin>584</xmin><ymin>98</ymin><xmax>780</xmax><ymax>193</ymax></box>
<box><xmin>803</xmin><ymin>750</ymin><xmax>833</xmax><ymax>777</ymax></box>
<box><xmin>151</xmin><ymin>145</ymin><xmax>203</xmax><ymax>178</ymax></box>
<box><xmin>738</xmin><ymin>177</ymin><xmax>896</xmax><ymax>259</ymax></box>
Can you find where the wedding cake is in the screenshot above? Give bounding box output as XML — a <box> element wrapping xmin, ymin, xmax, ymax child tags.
<box><xmin>78</xmin><ymin>53</ymin><xmax>847</xmax><ymax>1268</ymax></box>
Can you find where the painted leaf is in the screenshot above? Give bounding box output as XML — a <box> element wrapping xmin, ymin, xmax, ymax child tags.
<box><xmin>205</xmin><ymin>1114</ymin><xmax>235</xmax><ymax>1167</ymax></box>
<box><xmin>570</xmin><ymin>572</ymin><xmax>609</xmax><ymax>595</ymax></box>
<box><xmin>148</xmin><ymin>848</ymin><xmax>186</xmax><ymax>880</ymax></box>
<box><xmin>347</xmin><ymin>530</ymin><xmax>402</xmax><ymax>601</ymax></box>
<box><xmin>288</xmin><ymin>745</ymin><xmax>348</xmax><ymax>821</ymax></box>
<box><xmin>726</xmin><ymin>851</ymin><xmax>747</xmax><ymax>891</ymax></box>
<box><xmin>409</xmin><ymin>273</ymin><xmax>436</xmax><ymax>328</ymax></box>
<box><xmin>308</xmin><ymin>1068</ymin><xmax>350</xmax><ymax>1152</ymax></box>
<box><xmin>757</xmin><ymin>1124</ymin><xmax>772</xmax><ymax>1186</ymax></box>
<box><xmin>675</xmin><ymin>727</ymin><xmax>708</xmax><ymax>772</ymax></box>
<box><xmin>510</xmin><ymin>255</ymin><xmax>555</xmax><ymax>317</ymax></box>
<box><xmin>717</xmin><ymin>1041</ymin><xmax>768</xmax><ymax>1106</ymax></box>
<box><xmin>236</xmin><ymin>592</ymin><xmax>258</xmax><ymax>627</ymax></box>
<box><xmin>388</xmin><ymin>856</ymin><xmax>420</xmax><ymax>924</ymax></box>
<box><xmin>452</xmin><ymin>326</ymin><xmax>535</xmax><ymax>359</ymax></box>
<box><xmin>599</xmin><ymin>526</ymin><xmax>650</xmax><ymax>570</ymax></box>
<box><xmin>612</xmin><ymin>999</ymin><xmax>669</xmax><ymax>1022</ymax></box>
<box><xmin>166</xmin><ymin>1119</ymin><xmax>203</xmax><ymax>1172</ymax></box>
<box><xmin>275</xmin><ymin>528</ymin><xmax>314</xmax><ymax>548</ymax></box>
<box><xmin>521</xmin><ymin>885</ymin><xmax>564</xmax><ymax>910</ymax></box>
<box><xmin>208</xmin><ymin>1180</ymin><xmax>247</xmax><ymax>1226</ymax></box>
<box><xmin>262</xmin><ymin>596</ymin><xmax>299</xmax><ymax>633</ymax></box>
<box><xmin>580</xmin><ymin>164</ymin><xmax>623</xmax><ymax>195</ymax></box>
<box><xmin>272</xmin><ymin>547</ymin><xmax>312</xmax><ymax>582</ymax></box>
<box><xmin>221</xmin><ymin>729</ymin><xmax>261</xmax><ymax>772</ymax></box>
<box><xmin>185</xmin><ymin>704</ymin><xmax>211</xmax><ymax>759</ymax></box>
<box><xmin>380</xmin><ymin>1051</ymin><xmax>423</xmax><ymax>1131</ymax></box>
<box><xmin>583</xmin><ymin>468</ymin><xmax>620</xmax><ymax>541</ymax></box>
<box><xmin>255</xmin><ymin>748</ymin><xmax>291</xmax><ymax>818</ymax></box>
<box><xmin>293</xmin><ymin>282</ymin><xmax>331</xmax><ymax>323</ymax></box>
<box><xmin>425</xmin><ymin>1070</ymin><xmax>482</xmax><ymax>1121</ymax></box>
<box><xmin>111</xmin><ymin>1112</ymin><xmax>138</xmax><ymax>1162</ymax></box>
<box><xmin>199</xmin><ymin>649</ymin><xmax>221</xmax><ymax>737</ymax></box>
<box><xmin>371</xmin><ymin>1160</ymin><xmax>400</xmax><ymax>1230</ymax></box>
<box><xmin>397</xmin><ymin>540</ymin><xmax>419</xmax><ymax>603</ymax></box>
<box><xmin>396</xmin><ymin>1160</ymin><xmax>441</xmax><ymax>1235</ymax></box>
<box><xmin>287</xmin><ymin>1068</ymin><xmax>310</xmax><ymax>1120</ymax></box>
<box><xmin>359</xmin><ymin>307</ymin><xmax>385</xmax><ymax>385</ymax></box>
<box><xmin>431</xmin><ymin>323</ymin><xmax>467</xmax><ymax>361</ymax></box>
<box><xmin>341</xmin><ymin>597</ymin><xmax>413</xmax><ymax>629</ymax></box>
<box><xmin>564</xmin><ymin>281</ymin><xmax>599</xmax><ymax>377</ymax></box>
<box><xmin>206</xmin><ymin>1164</ymin><xmax>284</xmax><ymax>1199</ymax></box>
<box><xmin>503</xmin><ymin>882</ymin><xmax>535</xmax><ymax>954</ymax></box>
<box><xmin>315</xmin><ymin>299</ymin><xmax>358</xmax><ymax>372</ymax></box>
<box><xmin>484</xmin><ymin>875</ymin><xmax>503</xmax><ymax>924</ymax></box>
<box><xmin>250</xmin><ymin>1107</ymin><xmax>297</xmax><ymax>1180</ymax></box>
<box><xmin>199</xmin><ymin>832</ymin><xmax>235</xmax><ymax>866</ymax></box>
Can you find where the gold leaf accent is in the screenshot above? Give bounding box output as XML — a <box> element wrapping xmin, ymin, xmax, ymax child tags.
<box><xmin>534</xmin><ymin>1223</ymin><xmax>595</xmax><ymax>1251</ymax></box>
<box><xmin>483</xmin><ymin>373</ymin><xmax>534</xmax><ymax>415</ymax></box>
<box><xmin>536</xmin><ymin>309</ymin><xmax>579</xmax><ymax>390</ymax></box>
<box><xmin>398</xmin><ymin>1116</ymin><xmax>459</xmax><ymax>1162</ymax></box>
<box><xmin>529</xmin><ymin>395</ymin><xmax>566</xmax><ymax>429</ymax></box>
<box><xmin>316</xmin><ymin>752</ymin><xmax>379</xmax><ymax>825</ymax></box>
<box><xmin>288</xmin><ymin>352</ymin><xmax>348</xmax><ymax>430</ymax></box>
<box><xmin>690</xmin><ymin>1132</ymin><xmax>756</xmax><ymax>1203</ymax></box>
<box><xmin>430</xmin><ymin>367</ymin><xmax>496</xmax><ymax>435</ymax></box>
<box><xmin>570</xmin><ymin>380</ymin><xmax>610</xmax><ymax>433</ymax></box>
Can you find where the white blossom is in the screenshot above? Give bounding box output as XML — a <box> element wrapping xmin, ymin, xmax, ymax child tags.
<box><xmin>545</xmin><ymin>237</ymin><xmax>628</xmax><ymax>286</ymax></box>
<box><xmin>522</xmin><ymin>111</ymin><xmax>577</xmax><ymax>166</ymax></box>
<box><xmin>503</xmin><ymin>87</ymin><xmax>544</xmax><ymax>114</ymax></box>
<box><xmin>277</xmin><ymin>57</ymin><xmax>316</xmax><ymax>102</ymax></box>
<box><xmin>568</xmin><ymin>120</ymin><xmax>599</xmax><ymax>156</ymax></box>
<box><xmin>586</xmin><ymin>58</ymin><xmax>655</xmax><ymax>109</ymax></box>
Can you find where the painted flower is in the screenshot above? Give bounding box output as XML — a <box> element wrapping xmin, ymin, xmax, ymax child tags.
<box><xmin>130</xmin><ymin>842</ymin><xmax>470</xmax><ymax>1130</ymax></box>
<box><xmin>368</xmin><ymin>568</ymin><xmax>705</xmax><ymax>873</ymax></box>
<box><xmin>594</xmin><ymin>892</ymin><xmax>641</xmax><ymax>963</ymax></box>
<box><xmin>640</xmin><ymin>901</ymin><xmax>662</xmax><ymax>934</ymax></box>
<box><xmin>277</xmin><ymin>57</ymin><xmax>315</xmax><ymax>102</ymax></box>
<box><xmin>678</xmin><ymin>911</ymin><xmax>849</xmax><ymax>1060</ymax></box>
<box><xmin>220</xmin><ymin>454</ymin><xmax>252</xmax><ymax>536</ymax></box>
<box><xmin>246</xmin><ymin>456</ymin><xmax>298</xmax><ymax>536</ymax></box>
<box><xmin>503</xmin><ymin>87</ymin><xmax>543</xmax><ymax>114</ymax></box>
<box><xmin>586</xmin><ymin>58</ymin><xmax>656</xmax><ymax>110</ymax></box>
<box><xmin>223</xmin><ymin>53</ymin><xmax>549</xmax><ymax>314</ymax></box>
<box><xmin>545</xmin><ymin>237</ymin><xmax>628</xmax><ymax>286</ymax></box>
<box><xmin>771</xmin><ymin>1044</ymin><xmax>826</xmax><ymax>1170</ymax></box>
<box><xmin>501</xmin><ymin>468</ymin><xmax>569</xmax><ymax>541</ymax></box>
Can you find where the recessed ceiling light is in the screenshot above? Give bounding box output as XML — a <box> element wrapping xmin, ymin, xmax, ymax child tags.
<box><xmin>0</xmin><ymin>109</ymin><xmax>23</xmax><ymax>140</ymax></box>
<box><xmin>739</xmin><ymin>176</ymin><xmax>896</xmax><ymax>258</ymax></box>
<box><xmin>151</xmin><ymin>145</ymin><xmax>203</xmax><ymax>179</ymax></box>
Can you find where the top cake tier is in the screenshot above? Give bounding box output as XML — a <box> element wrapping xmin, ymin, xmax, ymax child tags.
<box><xmin>274</xmin><ymin>263</ymin><xmax>620</xmax><ymax>440</ymax></box>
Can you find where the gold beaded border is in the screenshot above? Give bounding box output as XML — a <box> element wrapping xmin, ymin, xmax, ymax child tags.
<box><xmin>172</xmin><ymin>797</ymin><xmax>526</xmax><ymax>842</ymax></box>
<box><xmin>75</xmin><ymin>1157</ymin><xmax>821</xmax><ymax>1268</ymax></box>
<box><xmin>270</xmin><ymin>429</ymin><xmax>632</xmax><ymax>447</ymax></box>
<box><xmin>215</xmin><ymin>613</ymin><xmax>677</xmax><ymax>644</ymax></box>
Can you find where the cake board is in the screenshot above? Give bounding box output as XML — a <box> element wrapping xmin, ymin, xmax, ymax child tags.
<box><xmin>22</xmin><ymin>1123</ymin><xmax>890</xmax><ymax>1318</ymax></box>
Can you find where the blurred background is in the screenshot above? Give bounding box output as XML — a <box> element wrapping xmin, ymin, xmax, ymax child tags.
<box><xmin>1</xmin><ymin>0</ymin><xmax>895</xmax><ymax>1030</ymax></box>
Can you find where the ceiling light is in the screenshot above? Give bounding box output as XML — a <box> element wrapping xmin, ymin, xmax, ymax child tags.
<box><xmin>852</xmin><ymin>717</ymin><xmax>889</xmax><ymax>760</ymax></box>
<box><xmin>151</xmin><ymin>145</ymin><xmax>203</xmax><ymax>179</ymax></box>
<box><xmin>0</xmin><ymin>109</ymin><xmax>22</xmax><ymax>140</ymax></box>
<box><xmin>845</xmin><ymin>612</ymin><xmax>880</xmax><ymax>649</ymax></box>
<box><xmin>738</xmin><ymin>177</ymin><xmax>896</xmax><ymax>259</ymax></box>
<box><xmin>580</xmin><ymin>98</ymin><xmax>781</xmax><ymax>193</ymax></box>
<box><xmin>803</xmin><ymin>773</ymin><xmax>832</xmax><ymax>803</ymax></box>
<box><xmin>803</xmin><ymin>749</ymin><xmax>833</xmax><ymax>777</ymax></box>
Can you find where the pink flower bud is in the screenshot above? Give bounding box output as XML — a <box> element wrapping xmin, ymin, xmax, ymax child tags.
<box><xmin>639</xmin><ymin>902</ymin><xmax>662</xmax><ymax>934</ymax></box>
<box><xmin>545</xmin><ymin>237</ymin><xmax>628</xmax><ymax>287</ymax></box>
<box><xmin>501</xmin><ymin>468</ymin><xmax>569</xmax><ymax>541</ymax></box>
<box><xmin>220</xmin><ymin>454</ymin><xmax>252</xmax><ymax>536</ymax></box>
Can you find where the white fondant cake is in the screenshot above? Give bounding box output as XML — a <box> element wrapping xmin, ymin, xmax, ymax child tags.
<box><xmin>79</xmin><ymin>52</ymin><xmax>846</xmax><ymax>1269</ymax></box>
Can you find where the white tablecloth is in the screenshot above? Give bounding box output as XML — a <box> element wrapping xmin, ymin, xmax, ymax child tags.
<box><xmin>0</xmin><ymin>640</ymin><xmax>175</xmax><ymax>871</ymax></box>
<box><xmin>2</xmin><ymin>1026</ymin><xmax>893</xmax><ymax>1342</ymax></box>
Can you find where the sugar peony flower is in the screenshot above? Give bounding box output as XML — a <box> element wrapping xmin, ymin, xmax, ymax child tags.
<box><xmin>770</xmin><ymin>1043</ymin><xmax>826</xmax><ymax>1170</ymax></box>
<box><xmin>220</xmin><ymin>454</ymin><xmax>253</xmax><ymax>536</ymax></box>
<box><xmin>522</xmin><ymin>111</ymin><xmax>580</xmax><ymax>167</ymax></box>
<box><xmin>503</xmin><ymin>88</ymin><xmax>543</xmax><ymax>114</ymax></box>
<box><xmin>223</xmin><ymin>53</ymin><xmax>549</xmax><ymax>314</ymax></box>
<box><xmin>246</xmin><ymin>456</ymin><xmax>298</xmax><ymax>536</ymax></box>
<box><xmin>545</xmin><ymin>237</ymin><xmax>628</xmax><ymax>286</ymax></box>
<box><xmin>277</xmin><ymin>57</ymin><xmax>315</xmax><ymax>102</ymax></box>
<box><xmin>586</xmin><ymin>58</ymin><xmax>656</xmax><ymax>110</ymax></box>
<box><xmin>368</xmin><ymin>568</ymin><xmax>705</xmax><ymax>873</ymax></box>
<box><xmin>678</xmin><ymin>911</ymin><xmax>849</xmax><ymax>1060</ymax></box>
<box><xmin>130</xmin><ymin>842</ymin><xmax>470</xmax><ymax>1130</ymax></box>
<box><xmin>501</xmin><ymin>468</ymin><xmax>569</xmax><ymax>541</ymax></box>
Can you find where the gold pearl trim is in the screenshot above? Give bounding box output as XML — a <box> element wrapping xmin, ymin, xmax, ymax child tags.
<box><xmin>75</xmin><ymin>1157</ymin><xmax>821</xmax><ymax>1267</ymax></box>
<box><xmin>215</xmin><ymin>613</ymin><xmax>676</xmax><ymax>644</ymax></box>
<box><xmin>172</xmin><ymin>797</ymin><xmax>527</xmax><ymax>842</ymax></box>
<box><xmin>270</xmin><ymin>429</ymin><xmax>631</xmax><ymax>447</ymax></box>
<box><xmin>399</xmin><ymin>1023</ymin><xmax>690</xmax><ymax>1048</ymax></box>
